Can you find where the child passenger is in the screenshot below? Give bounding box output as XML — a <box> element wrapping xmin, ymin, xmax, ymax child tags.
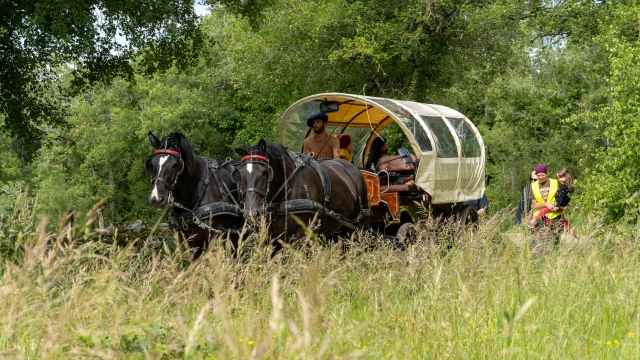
<box><xmin>530</xmin><ymin>167</ymin><xmax>574</xmax><ymax>226</ymax></box>
<box><xmin>338</xmin><ymin>134</ymin><xmax>353</xmax><ymax>162</ymax></box>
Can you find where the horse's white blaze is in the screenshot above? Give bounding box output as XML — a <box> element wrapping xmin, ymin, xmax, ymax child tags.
<box><xmin>158</xmin><ymin>155</ymin><xmax>169</xmax><ymax>175</ymax></box>
<box><xmin>247</xmin><ymin>163</ymin><xmax>253</xmax><ymax>174</ymax></box>
<box><xmin>151</xmin><ymin>155</ymin><xmax>170</xmax><ymax>201</ymax></box>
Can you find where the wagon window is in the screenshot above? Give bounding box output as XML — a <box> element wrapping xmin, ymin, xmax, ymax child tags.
<box><xmin>282</xmin><ymin>101</ymin><xmax>320</xmax><ymax>152</ymax></box>
<box><xmin>420</xmin><ymin>116</ymin><xmax>458</xmax><ymax>158</ymax></box>
<box><xmin>397</xmin><ymin>116</ymin><xmax>433</xmax><ymax>152</ymax></box>
<box><xmin>377</xmin><ymin>122</ymin><xmax>412</xmax><ymax>154</ymax></box>
<box><xmin>446</xmin><ymin>117</ymin><xmax>481</xmax><ymax>157</ymax></box>
<box><xmin>369</xmin><ymin>98</ymin><xmax>432</xmax><ymax>152</ymax></box>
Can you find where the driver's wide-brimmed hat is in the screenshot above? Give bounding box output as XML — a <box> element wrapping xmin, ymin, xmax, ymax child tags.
<box><xmin>307</xmin><ymin>112</ymin><xmax>328</xmax><ymax>127</ymax></box>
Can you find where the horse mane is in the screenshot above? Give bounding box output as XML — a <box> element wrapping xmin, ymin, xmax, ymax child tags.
<box><xmin>239</xmin><ymin>140</ymin><xmax>293</xmax><ymax>175</ymax></box>
<box><xmin>265</xmin><ymin>142</ymin><xmax>293</xmax><ymax>173</ymax></box>
<box><xmin>162</xmin><ymin>132</ymin><xmax>197</xmax><ymax>173</ymax></box>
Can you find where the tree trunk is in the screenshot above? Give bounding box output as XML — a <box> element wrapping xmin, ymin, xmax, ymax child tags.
<box><xmin>109</xmin><ymin>170</ymin><xmax>116</xmax><ymax>226</ymax></box>
<box><xmin>98</xmin><ymin>210</ymin><xmax>105</xmax><ymax>230</ymax></box>
<box><xmin>91</xmin><ymin>166</ymin><xmax>105</xmax><ymax>229</ymax></box>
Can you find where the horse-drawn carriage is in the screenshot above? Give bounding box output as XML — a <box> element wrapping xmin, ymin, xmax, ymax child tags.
<box><xmin>145</xmin><ymin>93</ymin><xmax>486</xmax><ymax>257</ymax></box>
<box><xmin>279</xmin><ymin>93</ymin><xmax>486</xmax><ymax>238</ymax></box>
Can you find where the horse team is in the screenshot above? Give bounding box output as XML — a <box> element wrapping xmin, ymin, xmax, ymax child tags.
<box><xmin>145</xmin><ymin>132</ymin><xmax>370</xmax><ymax>258</ymax></box>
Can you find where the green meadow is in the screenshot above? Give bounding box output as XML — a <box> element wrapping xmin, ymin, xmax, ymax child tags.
<box><xmin>1</xmin><ymin>192</ymin><xmax>638</xmax><ymax>359</ymax></box>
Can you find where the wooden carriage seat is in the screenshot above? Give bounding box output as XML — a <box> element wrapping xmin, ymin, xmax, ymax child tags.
<box><xmin>376</xmin><ymin>154</ymin><xmax>418</xmax><ymax>192</ymax></box>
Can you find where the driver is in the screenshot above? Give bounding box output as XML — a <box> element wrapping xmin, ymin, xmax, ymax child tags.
<box><xmin>303</xmin><ymin>112</ymin><xmax>340</xmax><ymax>159</ymax></box>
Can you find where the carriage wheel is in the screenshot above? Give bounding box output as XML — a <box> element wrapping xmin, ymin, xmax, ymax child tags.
<box><xmin>396</xmin><ymin>222</ymin><xmax>418</xmax><ymax>247</ymax></box>
<box><xmin>457</xmin><ymin>205</ymin><xmax>479</xmax><ymax>237</ymax></box>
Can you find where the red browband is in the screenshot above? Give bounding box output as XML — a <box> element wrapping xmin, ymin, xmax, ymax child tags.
<box><xmin>155</xmin><ymin>149</ymin><xmax>181</xmax><ymax>157</ymax></box>
<box><xmin>241</xmin><ymin>155</ymin><xmax>269</xmax><ymax>162</ymax></box>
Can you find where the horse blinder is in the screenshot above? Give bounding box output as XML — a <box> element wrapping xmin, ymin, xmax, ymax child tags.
<box><xmin>177</xmin><ymin>158</ymin><xmax>184</xmax><ymax>175</ymax></box>
<box><xmin>144</xmin><ymin>157</ymin><xmax>153</xmax><ymax>172</ymax></box>
<box><xmin>267</xmin><ymin>165</ymin><xmax>274</xmax><ymax>182</ymax></box>
<box><xmin>231</xmin><ymin>168</ymin><xmax>242</xmax><ymax>183</ymax></box>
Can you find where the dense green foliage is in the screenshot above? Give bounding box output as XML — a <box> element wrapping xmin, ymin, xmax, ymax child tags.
<box><xmin>0</xmin><ymin>0</ymin><xmax>268</xmax><ymax>153</ymax></box>
<box><xmin>0</xmin><ymin>0</ymin><xmax>639</xmax><ymax>223</ymax></box>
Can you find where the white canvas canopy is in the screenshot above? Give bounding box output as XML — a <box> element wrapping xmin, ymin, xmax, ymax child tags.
<box><xmin>279</xmin><ymin>93</ymin><xmax>486</xmax><ymax>204</ymax></box>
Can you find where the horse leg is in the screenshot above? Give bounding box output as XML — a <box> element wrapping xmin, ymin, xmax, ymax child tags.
<box><xmin>191</xmin><ymin>247</ymin><xmax>204</xmax><ymax>260</ymax></box>
<box><xmin>186</xmin><ymin>231</ymin><xmax>207</xmax><ymax>260</ymax></box>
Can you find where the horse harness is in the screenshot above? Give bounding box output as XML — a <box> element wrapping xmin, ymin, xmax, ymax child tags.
<box><xmin>158</xmin><ymin>154</ymin><xmax>243</xmax><ymax>235</ymax></box>
<box><xmin>238</xmin><ymin>151</ymin><xmax>370</xmax><ymax>231</ymax></box>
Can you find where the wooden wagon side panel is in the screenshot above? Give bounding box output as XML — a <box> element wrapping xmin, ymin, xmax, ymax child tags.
<box><xmin>361</xmin><ymin>171</ymin><xmax>380</xmax><ymax>206</ymax></box>
<box><xmin>380</xmin><ymin>192</ymin><xmax>399</xmax><ymax>220</ymax></box>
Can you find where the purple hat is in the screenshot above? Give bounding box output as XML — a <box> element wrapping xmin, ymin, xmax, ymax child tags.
<box><xmin>535</xmin><ymin>164</ymin><xmax>547</xmax><ymax>174</ymax></box>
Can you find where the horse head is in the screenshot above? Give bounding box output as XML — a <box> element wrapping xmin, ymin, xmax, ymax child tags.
<box><xmin>145</xmin><ymin>131</ymin><xmax>195</xmax><ymax>209</ymax></box>
<box><xmin>235</xmin><ymin>139</ymin><xmax>273</xmax><ymax>223</ymax></box>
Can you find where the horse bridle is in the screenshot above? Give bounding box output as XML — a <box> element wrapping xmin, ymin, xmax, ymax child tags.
<box><xmin>236</xmin><ymin>154</ymin><xmax>274</xmax><ymax>199</ymax></box>
<box><xmin>147</xmin><ymin>149</ymin><xmax>184</xmax><ymax>192</ymax></box>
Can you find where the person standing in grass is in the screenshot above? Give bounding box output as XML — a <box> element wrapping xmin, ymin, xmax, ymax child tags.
<box><xmin>529</xmin><ymin>164</ymin><xmax>566</xmax><ymax>245</ymax></box>
<box><xmin>530</xmin><ymin>167</ymin><xmax>574</xmax><ymax>227</ymax></box>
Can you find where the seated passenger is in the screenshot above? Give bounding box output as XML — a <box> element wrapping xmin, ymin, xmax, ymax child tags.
<box><xmin>302</xmin><ymin>112</ymin><xmax>340</xmax><ymax>159</ymax></box>
<box><xmin>338</xmin><ymin>134</ymin><xmax>353</xmax><ymax>162</ymax></box>
<box><xmin>365</xmin><ymin>136</ymin><xmax>388</xmax><ymax>170</ymax></box>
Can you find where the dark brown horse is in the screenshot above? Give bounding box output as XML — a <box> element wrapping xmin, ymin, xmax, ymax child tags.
<box><xmin>234</xmin><ymin>139</ymin><xmax>370</xmax><ymax>246</ymax></box>
<box><xmin>145</xmin><ymin>132</ymin><xmax>243</xmax><ymax>259</ymax></box>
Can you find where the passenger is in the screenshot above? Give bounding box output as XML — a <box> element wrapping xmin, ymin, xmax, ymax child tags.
<box><xmin>530</xmin><ymin>167</ymin><xmax>574</xmax><ymax>227</ymax></box>
<box><xmin>515</xmin><ymin>171</ymin><xmax>536</xmax><ymax>225</ymax></box>
<box><xmin>338</xmin><ymin>134</ymin><xmax>353</xmax><ymax>162</ymax></box>
<box><xmin>302</xmin><ymin>112</ymin><xmax>340</xmax><ymax>160</ymax></box>
<box><xmin>365</xmin><ymin>136</ymin><xmax>388</xmax><ymax>170</ymax></box>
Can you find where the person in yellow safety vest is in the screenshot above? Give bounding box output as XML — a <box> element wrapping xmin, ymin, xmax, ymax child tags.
<box><xmin>529</xmin><ymin>164</ymin><xmax>565</xmax><ymax>244</ymax></box>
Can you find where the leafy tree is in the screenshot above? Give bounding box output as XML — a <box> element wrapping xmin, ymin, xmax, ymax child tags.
<box><xmin>0</xmin><ymin>0</ymin><xmax>270</xmax><ymax>153</ymax></box>
<box><xmin>573</xmin><ymin>3</ymin><xmax>640</xmax><ymax>221</ymax></box>
<box><xmin>0</xmin><ymin>118</ymin><xmax>27</xmax><ymax>217</ymax></box>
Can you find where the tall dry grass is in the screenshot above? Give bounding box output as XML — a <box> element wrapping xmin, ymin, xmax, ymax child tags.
<box><xmin>1</xmin><ymin>190</ymin><xmax>639</xmax><ymax>359</ymax></box>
